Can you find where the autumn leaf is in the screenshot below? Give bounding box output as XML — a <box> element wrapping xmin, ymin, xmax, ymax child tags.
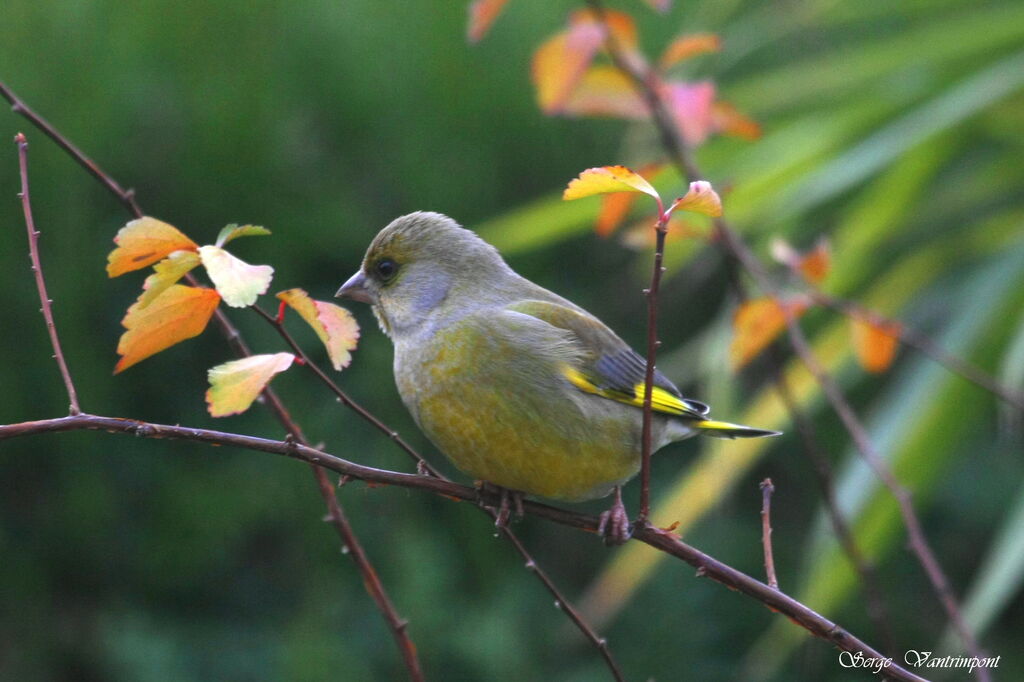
<box><xmin>564</xmin><ymin>165</ymin><xmax>660</xmax><ymax>202</ymax></box>
<box><xmin>467</xmin><ymin>0</ymin><xmax>510</xmax><ymax>43</ymax></box>
<box><xmin>851</xmin><ymin>317</ymin><xmax>901</xmax><ymax>373</ymax></box>
<box><xmin>561</xmin><ymin>66</ymin><xmax>648</xmax><ymax>119</ymax></box>
<box><xmin>107</xmin><ymin>217</ymin><xmax>198</xmax><ymax>277</ymax></box>
<box><xmin>771</xmin><ymin>237</ymin><xmax>831</xmax><ymax>284</ymax></box>
<box><xmin>662</xmin><ymin>80</ymin><xmax>716</xmax><ymax>146</ymax></box>
<box><xmin>711</xmin><ymin>101</ymin><xmax>762</xmax><ymax>141</ymax></box>
<box><xmin>660</xmin><ymin>33</ymin><xmax>721</xmax><ymax>69</ymax></box>
<box><xmin>730</xmin><ymin>297</ymin><xmax>810</xmax><ymax>369</ymax></box>
<box><xmin>594</xmin><ymin>163</ymin><xmax>665</xmax><ymax>236</ymax></box>
<box><xmin>115</xmin><ymin>285</ymin><xmax>221</xmax><ymax>373</ymax></box>
<box><xmin>215</xmin><ymin>223</ymin><xmax>271</xmax><ymax>247</ymax></box>
<box><xmin>531</xmin><ymin>23</ymin><xmax>604</xmax><ymax>114</ymax></box>
<box><xmin>672</xmin><ymin>180</ymin><xmax>723</xmax><ymax>217</ymax></box>
<box><xmin>137</xmin><ymin>250</ymin><xmax>202</xmax><ymax>309</ymax></box>
<box><xmin>198</xmin><ymin>245</ymin><xmax>274</xmax><ymax>308</ymax></box>
<box><xmin>206</xmin><ymin>353</ymin><xmax>295</xmax><ymax>417</ymax></box>
<box><xmin>277</xmin><ymin>288</ymin><xmax>360</xmax><ymax>371</ymax></box>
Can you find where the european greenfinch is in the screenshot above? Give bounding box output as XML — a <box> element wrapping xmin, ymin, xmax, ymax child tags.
<box><xmin>337</xmin><ymin>212</ymin><xmax>778</xmax><ymax>542</ymax></box>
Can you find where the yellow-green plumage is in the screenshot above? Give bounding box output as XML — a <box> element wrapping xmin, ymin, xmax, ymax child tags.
<box><xmin>337</xmin><ymin>212</ymin><xmax>779</xmax><ymax>503</ymax></box>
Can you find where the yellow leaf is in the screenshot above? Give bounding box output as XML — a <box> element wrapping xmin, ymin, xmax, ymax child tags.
<box><xmin>106</xmin><ymin>217</ymin><xmax>198</xmax><ymax>277</ymax></box>
<box><xmin>198</xmin><ymin>245</ymin><xmax>274</xmax><ymax>308</ymax></box>
<box><xmin>851</xmin><ymin>318</ymin><xmax>901</xmax><ymax>373</ymax></box>
<box><xmin>467</xmin><ymin>0</ymin><xmax>510</xmax><ymax>43</ymax></box>
<box><xmin>561</xmin><ymin>66</ymin><xmax>648</xmax><ymax>119</ymax></box>
<box><xmin>206</xmin><ymin>353</ymin><xmax>295</xmax><ymax>417</ymax></box>
<box><xmin>659</xmin><ymin>33</ymin><xmax>721</xmax><ymax>69</ymax></box>
<box><xmin>531</xmin><ymin>26</ymin><xmax>604</xmax><ymax>114</ymax></box>
<box><xmin>564</xmin><ymin>165</ymin><xmax>661</xmax><ymax>202</ymax></box>
<box><xmin>730</xmin><ymin>297</ymin><xmax>809</xmax><ymax>369</ymax></box>
<box><xmin>672</xmin><ymin>180</ymin><xmax>723</xmax><ymax>217</ymax></box>
<box><xmin>115</xmin><ymin>285</ymin><xmax>221</xmax><ymax>373</ymax></box>
<box><xmin>277</xmin><ymin>288</ymin><xmax>360</xmax><ymax>371</ymax></box>
<box><xmin>137</xmin><ymin>250</ymin><xmax>201</xmax><ymax>309</ymax></box>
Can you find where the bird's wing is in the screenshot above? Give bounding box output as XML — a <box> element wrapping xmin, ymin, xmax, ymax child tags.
<box><xmin>506</xmin><ymin>299</ymin><xmax>710</xmax><ymax>420</ymax></box>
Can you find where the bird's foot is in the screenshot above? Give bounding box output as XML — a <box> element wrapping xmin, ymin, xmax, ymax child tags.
<box><xmin>477</xmin><ymin>482</ymin><xmax>525</xmax><ymax>529</ymax></box>
<box><xmin>598</xmin><ymin>487</ymin><xmax>632</xmax><ymax>546</ymax></box>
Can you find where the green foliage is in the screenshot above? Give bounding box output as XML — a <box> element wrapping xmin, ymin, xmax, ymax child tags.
<box><xmin>2</xmin><ymin>0</ymin><xmax>1023</xmax><ymax>680</ymax></box>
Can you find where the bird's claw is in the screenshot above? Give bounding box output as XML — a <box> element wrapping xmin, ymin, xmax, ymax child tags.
<box><xmin>598</xmin><ymin>488</ymin><xmax>632</xmax><ymax>546</ymax></box>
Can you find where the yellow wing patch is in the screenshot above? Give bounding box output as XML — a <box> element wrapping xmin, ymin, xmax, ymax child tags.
<box><xmin>562</xmin><ymin>366</ymin><xmax>695</xmax><ymax>417</ymax></box>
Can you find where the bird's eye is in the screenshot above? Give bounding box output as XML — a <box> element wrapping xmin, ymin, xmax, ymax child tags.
<box><xmin>375</xmin><ymin>258</ymin><xmax>399</xmax><ymax>280</ymax></box>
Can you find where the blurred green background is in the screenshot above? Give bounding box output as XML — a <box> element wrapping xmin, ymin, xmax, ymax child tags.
<box><xmin>2</xmin><ymin>0</ymin><xmax>1024</xmax><ymax>680</ymax></box>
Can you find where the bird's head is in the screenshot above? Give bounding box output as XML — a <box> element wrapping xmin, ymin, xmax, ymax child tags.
<box><xmin>337</xmin><ymin>212</ymin><xmax>512</xmax><ymax>337</ymax></box>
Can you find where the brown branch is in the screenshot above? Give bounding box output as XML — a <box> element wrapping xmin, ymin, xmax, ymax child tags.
<box><xmin>772</xmin><ymin>366</ymin><xmax>898</xmax><ymax>654</ymax></box>
<box><xmin>638</xmin><ymin>211</ymin><xmax>671</xmax><ymax>523</ymax></box>
<box><xmin>759</xmin><ymin>478</ymin><xmax>778</xmax><ymax>590</ymax></box>
<box><xmin>583</xmin><ymin>5</ymin><xmax>988</xmax><ymax>674</ymax></box>
<box><xmin>1</xmin><ymin>82</ymin><xmax>142</xmax><ymax>218</ymax></box>
<box><xmin>13</xmin><ymin>132</ymin><xmax>81</xmax><ymax>415</ymax></box>
<box><xmin>256</xmin><ymin>304</ymin><xmax>628</xmax><ymax>681</ymax></box>
<box><xmin>0</xmin><ymin>412</ymin><xmax>928</xmax><ymax>682</ymax></box>
<box><xmin>809</xmin><ymin>290</ymin><xmax>1024</xmax><ymax>412</ymax></box>
<box><xmin>2</xmin><ymin>79</ymin><xmax>424</xmax><ymax>681</ymax></box>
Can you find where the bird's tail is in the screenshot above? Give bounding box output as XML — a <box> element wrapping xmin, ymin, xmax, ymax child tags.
<box><xmin>693</xmin><ymin>419</ymin><xmax>781</xmax><ymax>439</ymax></box>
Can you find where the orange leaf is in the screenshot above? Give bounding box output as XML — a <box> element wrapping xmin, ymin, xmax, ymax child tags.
<box><xmin>206</xmin><ymin>353</ymin><xmax>295</xmax><ymax>417</ymax></box>
<box><xmin>531</xmin><ymin>24</ymin><xmax>604</xmax><ymax>114</ymax></box>
<box><xmin>277</xmin><ymin>288</ymin><xmax>360</xmax><ymax>371</ymax></box>
<box><xmin>115</xmin><ymin>285</ymin><xmax>221</xmax><ymax>373</ymax></box>
<box><xmin>467</xmin><ymin>0</ymin><xmax>510</xmax><ymax>43</ymax></box>
<box><xmin>561</xmin><ymin>66</ymin><xmax>649</xmax><ymax>119</ymax></box>
<box><xmin>851</xmin><ymin>318</ymin><xmax>901</xmax><ymax>373</ymax></box>
<box><xmin>771</xmin><ymin>237</ymin><xmax>831</xmax><ymax>284</ymax></box>
<box><xmin>672</xmin><ymin>180</ymin><xmax>722</xmax><ymax>217</ymax></box>
<box><xmin>662</xmin><ymin>80</ymin><xmax>716</xmax><ymax>146</ymax></box>
<box><xmin>660</xmin><ymin>33</ymin><xmax>721</xmax><ymax>69</ymax></box>
<box><xmin>106</xmin><ymin>217</ymin><xmax>198</xmax><ymax>277</ymax></box>
<box><xmin>711</xmin><ymin>100</ymin><xmax>762</xmax><ymax>141</ymax></box>
<box><xmin>564</xmin><ymin>165</ymin><xmax>660</xmax><ymax>202</ymax></box>
<box><xmin>730</xmin><ymin>297</ymin><xmax>810</xmax><ymax>369</ymax></box>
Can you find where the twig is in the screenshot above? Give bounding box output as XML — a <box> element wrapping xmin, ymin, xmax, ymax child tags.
<box><xmin>500</xmin><ymin>528</ymin><xmax>626</xmax><ymax>682</ymax></box>
<box><xmin>1</xmin><ymin>82</ymin><xmax>142</xmax><ymax>217</ymax></box>
<box><xmin>809</xmin><ymin>290</ymin><xmax>1024</xmax><ymax>412</ymax></box>
<box><xmin>638</xmin><ymin>207</ymin><xmax>671</xmax><ymax>523</ymax></box>
<box><xmin>0</xmin><ymin>412</ymin><xmax>928</xmax><ymax>682</ymax></box>
<box><xmin>13</xmin><ymin>133</ymin><xmax>80</xmax><ymax>415</ymax></box>
<box><xmin>2</xmin><ymin>80</ymin><xmax>424</xmax><ymax>681</ymax></box>
<box><xmin>583</xmin><ymin>6</ymin><xmax>988</xmax><ymax>674</ymax></box>
<box><xmin>258</xmin><ymin>304</ymin><xmax>628</xmax><ymax>681</ymax></box>
<box><xmin>772</xmin><ymin>366</ymin><xmax>898</xmax><ymax>654</ymax></box>
<box><xmin>759</xmin><ymin>479</ymin><xmax>778</xmax><ymax>590</ymax></box>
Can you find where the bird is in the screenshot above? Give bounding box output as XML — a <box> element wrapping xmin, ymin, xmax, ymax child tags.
<box><xmin>336</xmin><ymin>212</ymin><xmax>779</xmax><ymax>543</ymax></box>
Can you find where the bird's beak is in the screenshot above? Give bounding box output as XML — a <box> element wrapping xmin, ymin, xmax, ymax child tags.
<box><xmin>336</xmin><ymin>270</ymin><xmax>375</xmax><ymax>304</ymax></box>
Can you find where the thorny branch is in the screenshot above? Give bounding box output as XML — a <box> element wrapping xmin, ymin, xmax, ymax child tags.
<box><xmin>2</xmin><ymin>81</ymin><xmax>424</xmax><ymax>682</ymax></box>
<box><xmin>0</xmin><ymin>413</ymin><xmax>929</xmax><ymax>682</ymax></box>
<box><xmin>759</xmin><ymin>479</ymin><xmax>778</xmax><ymax>590</ymax></box>
<box><xmin>584</xmin><ymin>0</ymin><xmax>990</xmax><ymax>675</ymax></box>
<box><xmin>13</xmin><ymin>133</ymin><xmax>80</xmax><ymax>416</ymax></box>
